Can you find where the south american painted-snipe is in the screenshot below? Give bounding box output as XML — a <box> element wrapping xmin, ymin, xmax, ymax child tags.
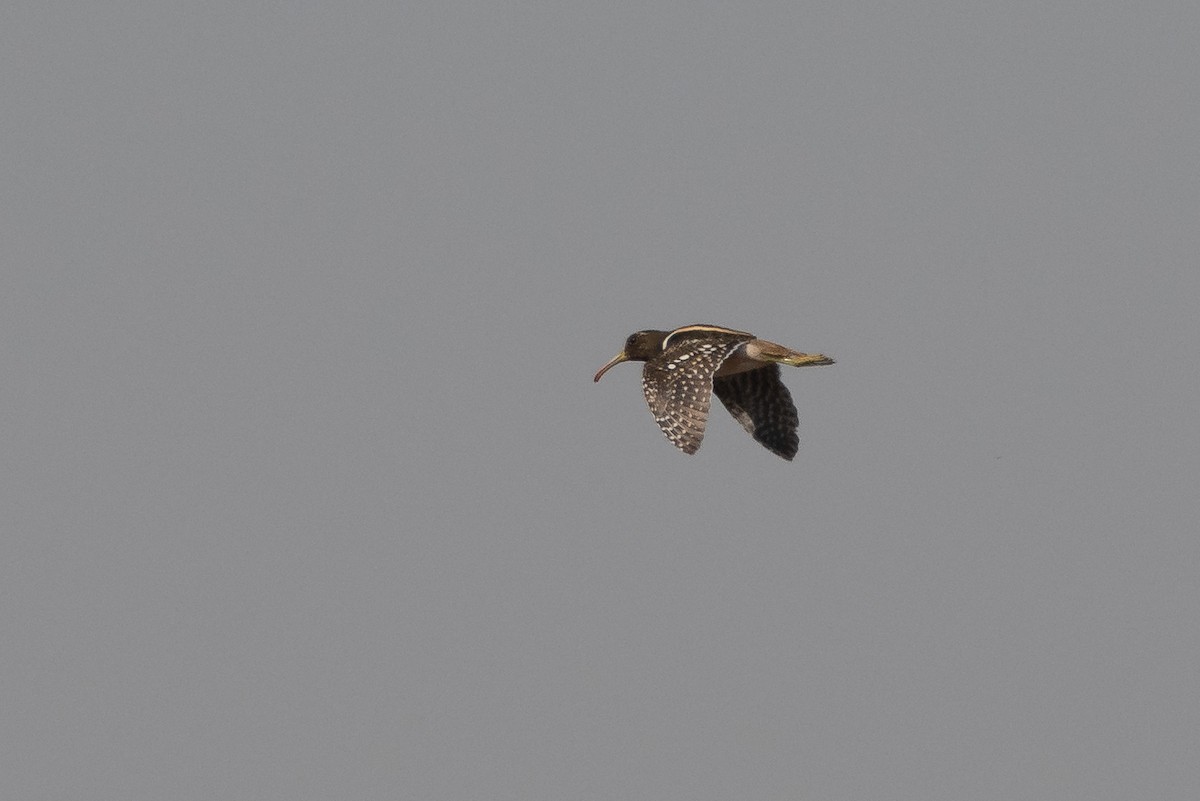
<box><xmin>594</xmin><ymin>324</ymin><xmax>833</xmax><ymax>460</ymax></box>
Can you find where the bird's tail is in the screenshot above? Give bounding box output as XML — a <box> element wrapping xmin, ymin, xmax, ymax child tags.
<box><xmin>778</xmin><ymin>351</ymin><xmax>835</xmax><ymax>367</ymax></box>
<box><xmin>751</xmin><ymin>339</ymin><xmax>835</xmax><ymax>367</ymax></box>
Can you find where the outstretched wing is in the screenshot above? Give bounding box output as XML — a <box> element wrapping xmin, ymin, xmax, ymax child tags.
<box><xmin>712</xmin><ymin>364</ymin><xmax>800</xmax><ymax>460</ymax></box>
<box><xmin>641</xmin><ymin>332</ymin><xmax>750</xmax><ymax>454</ymax></box>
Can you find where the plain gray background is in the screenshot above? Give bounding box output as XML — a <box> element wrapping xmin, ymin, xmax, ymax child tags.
<box><xmin>4</xmin><ymin>2</ymin><xmax>1198</xmax><ymax>799</ymax></box>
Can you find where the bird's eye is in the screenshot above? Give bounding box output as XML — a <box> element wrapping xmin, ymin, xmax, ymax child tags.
<box><xmin>626</xmin><ymin>334</ymin><xmax>639</xmax><ymax>349</ymax></box>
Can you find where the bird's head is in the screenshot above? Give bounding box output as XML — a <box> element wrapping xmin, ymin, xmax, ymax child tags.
<box><xmin>593</xmin><ymin>330</ymin><xmax>669</xmax><ymax>382</ymax></box>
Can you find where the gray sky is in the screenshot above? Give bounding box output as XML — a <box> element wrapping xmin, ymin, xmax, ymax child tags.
<box><xmin>4</xmin><ymin>3</ymin><xmax>1199</xmax><ymax>799</ymax></box>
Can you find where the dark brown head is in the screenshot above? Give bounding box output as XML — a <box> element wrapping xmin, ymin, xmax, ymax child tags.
<box><xmin>593</xmin><ymin>330</ymin><xmax>669</xmax><ymax>382</ymax></box>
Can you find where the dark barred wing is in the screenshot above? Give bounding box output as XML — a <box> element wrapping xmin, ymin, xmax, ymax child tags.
<box><xmin>712</xmin><ymin>364</ymin><xmax>800</xmax><ymax>460</ymax></box>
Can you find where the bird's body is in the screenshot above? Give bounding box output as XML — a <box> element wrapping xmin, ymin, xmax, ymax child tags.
<box><xmin>593</xmin><ymin>324</ymin><xmax>833</xmax><ymax>460</ymax></box>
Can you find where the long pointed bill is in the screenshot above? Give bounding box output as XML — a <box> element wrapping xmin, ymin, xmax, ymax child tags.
<box><xmin>593</xmin><ymin>352</ymin><xmax>629</xmax><ymax>382</ymax></box>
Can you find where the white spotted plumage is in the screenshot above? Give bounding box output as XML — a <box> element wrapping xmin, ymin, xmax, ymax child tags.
<box><xmin>640</xmin><ymin>331</ymin><xmax>751</xmax><ymax>455</ymax></box>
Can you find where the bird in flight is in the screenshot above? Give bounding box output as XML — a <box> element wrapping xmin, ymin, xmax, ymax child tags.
<box><xmin>593</xmin><ymin>324</ymin><xmax>834</xmax><ymax>460</ymax></box>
